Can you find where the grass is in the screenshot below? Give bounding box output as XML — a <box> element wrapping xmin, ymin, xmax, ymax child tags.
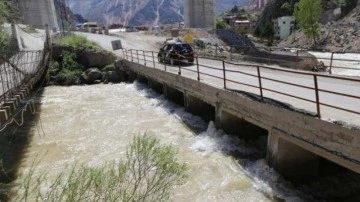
<box><xmin>12</xmin><ymin>134</ymin><xmax>187</xmax><ymax>202</ymax></box>
<box><xmin>22</xmin><ymin>25</ymin><xmax>37</xmax><ymax>33</ymax></box>
<box><xmin>55</xmin><ymin>34</ymin><xmax>100</xmax><ymax>50</ymax></box>
<box><xmin>102</xmin><ymin>63</ymin><xmax>115</xmax><ymax>71</ymax></box>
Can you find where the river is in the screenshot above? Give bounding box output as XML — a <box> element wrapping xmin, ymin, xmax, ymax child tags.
<box><xmin>10</xmin><ymin>82</ymin><xmax>360</xmax><ymax>202</ymax></box>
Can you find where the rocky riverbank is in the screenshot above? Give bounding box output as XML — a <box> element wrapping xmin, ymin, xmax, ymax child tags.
<box><xmin>49</xmin><ymin>44</ymin><xmax>128</xmax><ymax>85</ymax></box>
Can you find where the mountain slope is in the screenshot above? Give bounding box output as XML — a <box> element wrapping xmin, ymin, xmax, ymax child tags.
<box><xmin>68</xmin><ymin>0</ymin><xmax>249</xmax><ymax>26</ymax></box>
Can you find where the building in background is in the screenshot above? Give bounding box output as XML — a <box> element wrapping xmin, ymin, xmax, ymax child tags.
<box><xmin>184</xmin><ymin>0</ymin><xmax>215</xmax><ymax>29</ymax></box>
<box><xmin>273</xmin><ymin>16</ymin><xmax>295</xmax><ymax>40</ymax></box>
<box><xmin>15</xmin><ymin>0</ymin><xmax>58</xmax><ymax>29</ymax></box>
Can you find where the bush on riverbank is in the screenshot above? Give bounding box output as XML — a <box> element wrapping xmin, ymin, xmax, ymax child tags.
<box><xmin>52</xmin><ymin>34</ymin><xmax>116</xmax><ymax>69</ymax></box>
<box><xmin>55</xmin><ymin>34</ymin><xmax>100</xmax><ymax>50</ymax></box>
<box><xmin>51</xmin><ymin>51</ymin><xmax>84</xmax><ymax>85</ymax></box>
<box><xmin>13</xmin><ymin>134</ymin><xmax>187</xmax><ymax>201</ymax></box>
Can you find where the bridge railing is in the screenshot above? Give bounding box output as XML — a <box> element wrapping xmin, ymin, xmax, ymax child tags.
<box><xmin>192</xmin><ymin>45</ymin><xmax>360</xmax><ymax>75</ymax></box>
<box><xmin>0</xmin><ymin>25</ymin><xmax>51</xmax><ymax>108</ymax></box>
<box><xmin>0</xmin><ymin>50</ymin><xmax>44</xmax><ymax>103</ymax></box>
<box><xmin>122</xmin><ymin>49</ymin><xmax>360</xmax><ymax>126</ymax></box>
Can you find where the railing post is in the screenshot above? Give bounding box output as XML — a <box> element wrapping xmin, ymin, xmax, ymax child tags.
<box><xmin>257</xmin><ymin>66</ymin><xmax>264</xmax><ymax>101</ymax></box>
<box><xmin>131</xmin><ymin>50</ymin><xmax>133</xmax><ymax>62</ymax></box>
<box><xmin>196</xmin><ymin>57</ymin><xmax>200</xmax><ymax>81</ymax></box>
<box><xmin>268</xmin><ymin>47</ymin><xmax>272</xmax><ymax>64</ymax></box>
<box><xmin>296</xmin><ymin>50</ymin><xmax>299</xmax><ymax>61</ymax></box>
<box><xmin>136</xmin><ymin>50</ymin><xmax>139</xmax><ymax>63</ymax></box>
<box><xmin>313</xmin><ymin>75</ymin><xmax>321</xmax><ymax>118</ymax></box>
<box><xmin>125</xmin><ymin>49</ymin><xmax>128</xmax><ymax>59</ymax></box>
<box><xmin>178</xmin><ymin>61</ymin><xmax>181</xmax><ymax>75</ymax></box>
<box><xmin>222</xmin><ymin>60</ymin><xmax>226</xmax><ymax>89</ymax></box>
<box><xmin>329</xmin><ymin>52</ymin><xmax>334</xmax><ymax>74</ymax></box>
<box><xmin>152</xmin><ymin>51</ymin><xmax>155</xmax><ymax>68</ymax></box>
<box><xmin>215</xmin><ymin>44</ymin><xmax>218</xmax><ymax>58</ymax></box>
<box><xmin>143</xmin><ymin>51</ymin><xmax>146</xmax><ymax>65</ymax></box>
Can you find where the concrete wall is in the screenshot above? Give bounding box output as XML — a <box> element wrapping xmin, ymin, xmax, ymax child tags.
<box><xmin>17</xmin><ymin>0</ymin><xmax>58</xmax><ymax>29</ymax></box>
<box><xmin>124</xmin><ymin>60</ymin><xmax>360</xmax><ymax>180</ymax></box>
<box><xmin>184</xmin><ymin>0</ymin><xmax>216</xmax><ymax>29</ymax></box>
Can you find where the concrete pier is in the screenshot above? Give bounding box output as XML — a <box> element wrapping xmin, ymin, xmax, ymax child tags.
<box><xmin>17</xmin><ymin>0</ymin><xmax>58</xmax><ymax>29</ymax></box>
<box><xmin>184</xmin><ymin>0</ymin><xmax>216</xmax><ymax>29</ymax></box>
<box><xmin>267</xmin><ymin>128</ymin><xmax>320</xmax><ymax>182</ymax></box>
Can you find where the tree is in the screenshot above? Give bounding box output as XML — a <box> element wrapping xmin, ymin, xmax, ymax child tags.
<box><xmin>216</xmin><ymin>17</ymin><xmax>229</xmax><ymax>29</ymax></box>
<box><xmin>294</xmin><ymin>0</ymin><xmax>322</xmax><ymax>44</ymax></box>
<box><xmin>0</xmin><ymin>1</ymin><xmax>17</xmax><ymax>24</ymax></box>
<box><xmin>0</xmin><ymin>1</ymin><xmax>18</xmax><ymax>59</ymax></box>
<box><xmin>261</xmin><ymin>21</ymin><xmax>275</xmax><ymax>46</ymax></box>
<box><xmin>281</xmin><ymin>2</ymin><xmax>292</xmax><ymax>15</ymax></box>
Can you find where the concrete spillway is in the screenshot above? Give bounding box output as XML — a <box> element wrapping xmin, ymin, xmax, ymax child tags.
<box><xmin>16</xmin><ymin>0</ymin><xmax>58</xmax><ymax>29</ymax></box>
<box><xmin>184</xmin><ymin>0</ymin><xmax>216</xmax><ymax>29</ymax></box>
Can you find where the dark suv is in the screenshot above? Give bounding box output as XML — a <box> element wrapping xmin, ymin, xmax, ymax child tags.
<box><xmin>158</xmin><ymin>42</ymin><xmax>194</xmax><ymax>65</ymax></box>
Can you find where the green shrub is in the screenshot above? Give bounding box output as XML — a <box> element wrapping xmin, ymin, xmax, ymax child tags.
<box><xmin>0</xmin><ymin>28</ymin><xmax>11</xmax><ymax>59</ymax></box>
<box><xmin>61</xmin><ymin>51</ymin><xmax>83</xmax><ymax>72</ymax></box>
<box><xmin>54</xmin><ymin>51</ymin><xmax>83</xmax><ymax>85</ymax></box>
<box><xmin>55</xmin><ymin>34</ymin><xmax>100</xmax><ymax>50</ymax></box>
<box><xmin>102</xmin><ymin>63</ymin><xmax>115</xmax><ymax>71</ymax></box>
<box><xmin>13</xmin><ymin>134</ymin><xmax>187</xmax><ymax>201</ymax></box>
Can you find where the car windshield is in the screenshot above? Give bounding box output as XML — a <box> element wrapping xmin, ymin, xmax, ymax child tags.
<box><xmin>175</xmin><ymin>44</ymin><xmax>192</xmax><ymax>51</ymax></box>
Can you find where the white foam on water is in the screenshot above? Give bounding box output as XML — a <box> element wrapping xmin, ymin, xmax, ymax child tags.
<box><xmin>189</xmin><ymin>122</ymin><xmax>316</xmax><ymax>202</ymax></box>
<box><xmin>191</xmin><ymin>122</ymin><xmax>258</xmax><ymax>156</ymax></box>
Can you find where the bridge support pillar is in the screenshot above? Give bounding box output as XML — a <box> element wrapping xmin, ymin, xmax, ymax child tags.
<box><xmin>215</xmin><ymin>102</ymin><xmax>222</xmax><ymax>128</ymax></box>
<box><xmin>267</xmin><ymin>128</ymin><xmax>320</xmax><ymax>183</ymax></box>
<box><xmin>184</xmin><ymin>93</ymin><xmax>215</xmax><ymax>122</ymax></box>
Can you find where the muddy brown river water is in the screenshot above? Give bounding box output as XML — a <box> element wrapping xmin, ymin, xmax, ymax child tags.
<box><xmin>5</xmin><ymin>82</ymin><xmax>360</xmax><ymax>202</ymax></box>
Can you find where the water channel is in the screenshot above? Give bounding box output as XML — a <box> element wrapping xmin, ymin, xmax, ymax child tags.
<box><xmin>2</xmin><ymin>82</ymin><xmax>360</xmax><ymax>201</ymax></box>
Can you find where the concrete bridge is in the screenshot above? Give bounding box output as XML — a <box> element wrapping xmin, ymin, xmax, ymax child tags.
<box><xmin>122</xmin><ymin>51</ymin><xmax>360</xmax><ymax>182</ymax></box>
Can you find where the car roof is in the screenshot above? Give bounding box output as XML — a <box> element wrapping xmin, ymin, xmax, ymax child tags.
<box><xmin>165</xmin><ymin>38</ymin><xmax>190</xmax><ymax>45</ymax></box>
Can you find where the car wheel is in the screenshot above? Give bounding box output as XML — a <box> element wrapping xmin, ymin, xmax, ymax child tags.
<box><xmin>158</xmin><ymin>54</ymin><xmax>163</xmax><ymax>63</ymax></box>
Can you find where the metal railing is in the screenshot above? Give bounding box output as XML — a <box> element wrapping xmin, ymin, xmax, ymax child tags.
<box><xmin>122</xmin><ymin>49</ymin><xmax>360</xmax><ymax>124</ymax></box>
<box><xmin>0</xmin><ymin>50</ymin><xmax>44</xmax><ymax>103</ymax></box>
<box><xmin>193</xmin><ymin>45</ymin><xmax>360</xmax><ymax>75</ymax></box>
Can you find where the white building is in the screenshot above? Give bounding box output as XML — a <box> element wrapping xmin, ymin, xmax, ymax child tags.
<box><xmin>273</xmin><ymin>16</ymin><xmax>295</xmax><ymax>40</ymax></box>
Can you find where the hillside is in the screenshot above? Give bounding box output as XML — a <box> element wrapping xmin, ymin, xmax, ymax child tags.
<box><xmin>67</xmin><ymin>0</ymin><xmax>249</xmax><ymax>26</ymax></box>
<box><xmin>279</xmin><ymin>2</ymin><xmax>360</xmax><ymax>52</ymax></box>
<box><xmin>254</xmin><ymin>0</ymin><xmax>359</xmax><ymax>52</ymax></box>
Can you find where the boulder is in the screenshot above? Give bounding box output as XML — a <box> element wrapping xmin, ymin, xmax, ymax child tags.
<box><xmin>103</xmin><ymin>71</ymin><xmax>122</xmax><ymax>83</ymax></box>
<box><xmin>80</xmin><ymin>68</ymin><xmax>103</xmax><ymax>84</ymax></box>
